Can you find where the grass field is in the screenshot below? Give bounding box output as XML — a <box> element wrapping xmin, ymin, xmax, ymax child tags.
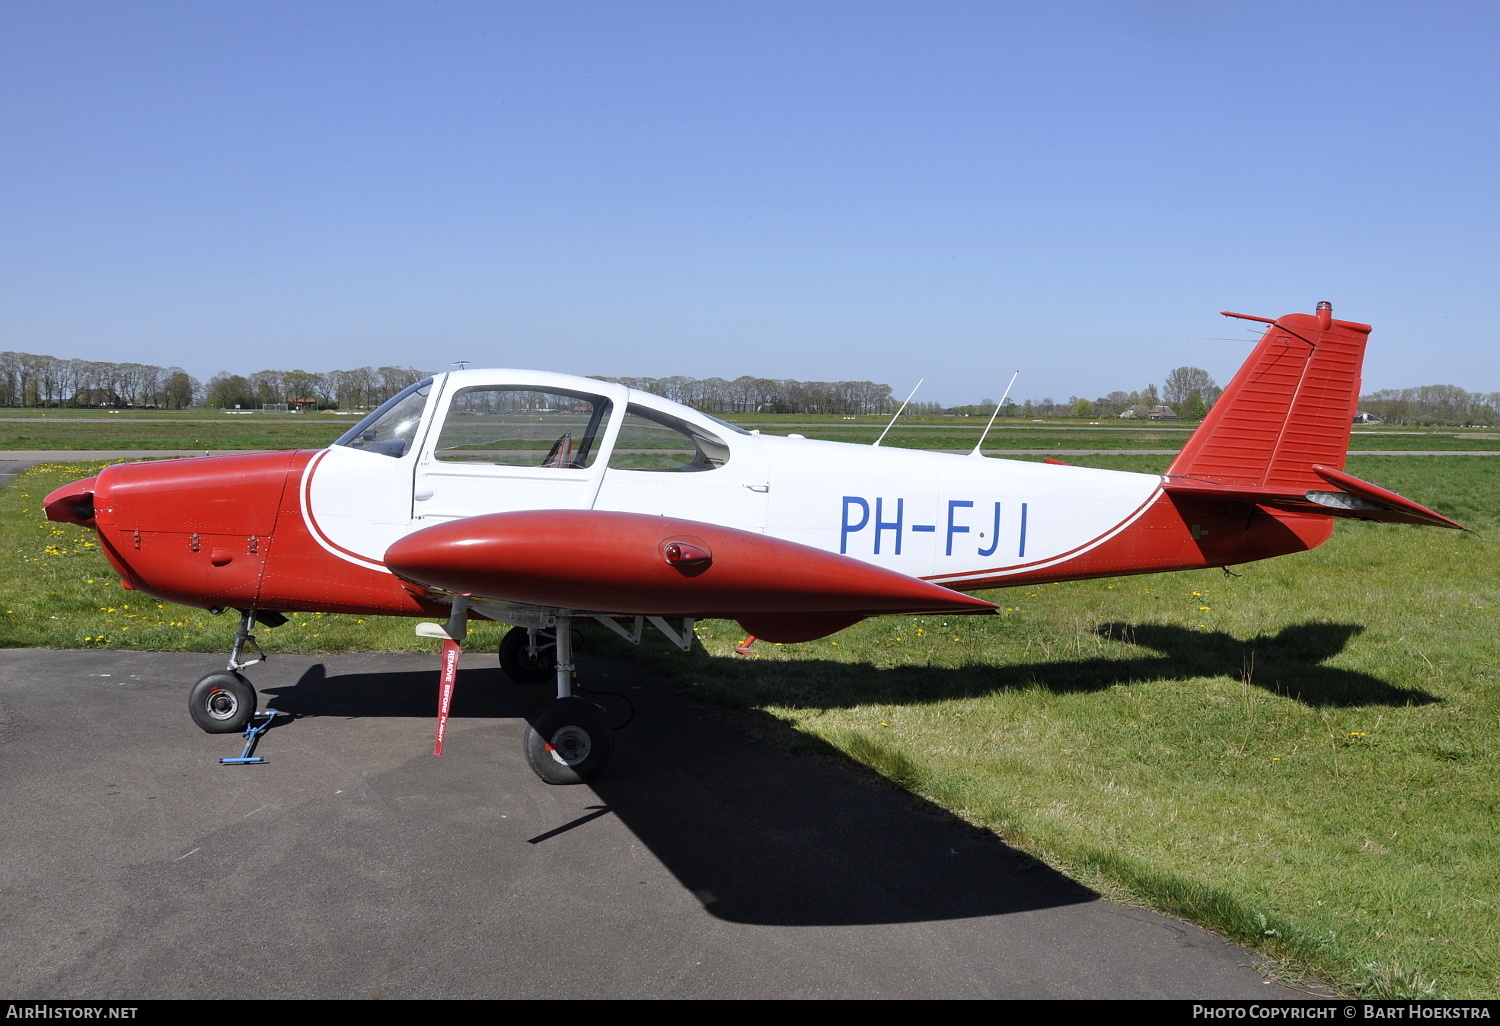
<box><xmin>4</xmin><ymin>409</ymin><xmax>1500</xmax><ymax>451</ymax></box>
<box><xmin>2</xmin><ymin>449</ymin><xmax>1498</xmax><ymax>997</ymax></box>
<box><xmin>0</xmin><ymin>413</ymin><xmax>350</xmax><ymax>451</ymax></box>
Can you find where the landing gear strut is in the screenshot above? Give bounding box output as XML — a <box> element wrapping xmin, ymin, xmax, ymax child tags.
<box><xmin>422</xmin><ymin>607</ymin><xmax>694</xmax><ymax>784</ymax></box>
<box><xmin>420</xmin><ymin>606</ymin><xmax>614</xmax><ymax>783</ymax></box>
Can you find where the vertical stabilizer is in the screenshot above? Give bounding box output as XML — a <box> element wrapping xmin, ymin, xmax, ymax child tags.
<box><xmin>1167</xmin><ymin>304</ymin><xmax>1370</xmax><ymax>490</ymax></box>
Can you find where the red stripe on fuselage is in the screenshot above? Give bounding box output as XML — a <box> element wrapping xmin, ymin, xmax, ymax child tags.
<box><xmin>926</xmin><ymin>491</ymin><xmax>1333</xmax><ymax>592</ymax></box>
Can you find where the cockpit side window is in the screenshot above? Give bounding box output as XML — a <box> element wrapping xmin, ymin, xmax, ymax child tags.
<box><xmin>433</xmin><ymin>387</ymin><xmax>612</xmax><ymax>468</ymax></box>
<box><xmin>607</xmin><ymin>404</ymin><xmax>729</xmax><ymax>472</ymax></box>
<box><xmin>332</xmin><ymin>378</ymin><xmax>433</xmax><ymax>458</ymax></box>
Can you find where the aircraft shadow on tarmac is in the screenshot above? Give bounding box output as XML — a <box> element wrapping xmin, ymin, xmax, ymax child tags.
<box><xmin>262</xmin><ymin>661</ymin><xmax>1097</xmax><ymax>927</ymax></box>
<box><xmin>263</xmin><ymin>662</ymin><xmax>541</xmax><ymax>720</ymax></box>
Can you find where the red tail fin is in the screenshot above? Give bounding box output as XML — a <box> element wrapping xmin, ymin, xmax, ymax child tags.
<box><xmin>1168</xmin><ymin>303</ymin><xmax>1369</xmax><ymax>490</ymax></box>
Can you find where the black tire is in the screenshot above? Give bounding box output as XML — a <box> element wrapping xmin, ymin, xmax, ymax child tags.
<box><xmin>499</xmin><ymin>626</ymin><xmax>554</xmax><ymax>683</ymax></box>
<box><xmin>188</xmin><ymin>672</ymin><xmax>257</xmax><ymax>734</ymax></box>
<box><xmin>523</xmin><ymin>697</ymin><xmax>614</xmax><ymax>785</ymax></box>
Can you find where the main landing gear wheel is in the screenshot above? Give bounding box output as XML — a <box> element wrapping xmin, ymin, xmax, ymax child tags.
<box><xmin>188</xmin><ymin>671</ymin><xmax>257</xmax><ymax>734</ymax></box>
<box><xmin>523</xmin><ymin>697</ymin><xmax>614</xmax><ymax>785</ymax></box>
<box><xmin>499</xmin><ymin>626</ymin><xmax>555</xmax><ymax>683</ymax></box>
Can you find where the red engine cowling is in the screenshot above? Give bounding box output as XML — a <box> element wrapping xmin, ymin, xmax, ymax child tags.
<box><xmin>50</xmin><ymin>453</ymin><xmax>299</xmax><ymax>607</ymax></box>
<box><xmin>45</xmin><ymin>452</ymin><xmax>448</xmax><ymax>617</ymax></box>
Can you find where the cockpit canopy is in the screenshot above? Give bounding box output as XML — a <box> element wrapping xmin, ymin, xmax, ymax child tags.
<box><xmin>332</xmin><ymin>371</ymin><xmax>742</xmax><ymax>472</ymax></box>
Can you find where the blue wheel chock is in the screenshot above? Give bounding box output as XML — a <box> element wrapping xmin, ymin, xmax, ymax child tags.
<box><xmin>220</xmin><ymin>711</ymin><xmax>277</xmax><ymax>765</ymax></box>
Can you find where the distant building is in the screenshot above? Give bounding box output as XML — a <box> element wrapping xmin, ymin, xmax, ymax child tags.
<box><xmin>1119</xmin><ymin>404</ymin><xmax>1178</xmax><ymax>420</ymax></box>
<box><xmin>71</xmin><ymin>388</ymin><xmax>123</xmax><ymax>407</ymax></box>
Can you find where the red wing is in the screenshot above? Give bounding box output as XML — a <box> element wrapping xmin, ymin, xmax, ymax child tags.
<box><xmin>384</xmin><ymin>510</ymin><xmax>997</xmax><ymax>621</ymax></box>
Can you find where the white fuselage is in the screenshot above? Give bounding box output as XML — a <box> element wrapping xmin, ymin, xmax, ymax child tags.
<box><xmin>303</xmin><ymin>369</ymin><xmax>1164</xmax><ymax>587</ymax></box>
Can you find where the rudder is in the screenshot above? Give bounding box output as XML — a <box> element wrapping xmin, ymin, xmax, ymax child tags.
<box><xmin>1167</xmin><ymin>302</ymin><xmax>1370</xmax><ymax>490</ymax></box>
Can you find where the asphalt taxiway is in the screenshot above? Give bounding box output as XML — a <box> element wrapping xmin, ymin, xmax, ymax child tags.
<box><xmin>0</xmin><ymin>647</ymin><xmax>1306</xmax><ymax>999</ymax></box>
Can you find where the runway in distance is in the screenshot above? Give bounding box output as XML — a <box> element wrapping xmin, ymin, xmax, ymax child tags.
<box><xmin>43</xmin><ymin>302</ymin><xmax>1462</xmax><ymax>783</ymax></box>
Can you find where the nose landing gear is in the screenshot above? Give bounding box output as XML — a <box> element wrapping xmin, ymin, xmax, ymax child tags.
<box><xmin>188</xmin><ymin>608</ymin><xmax>286</xmax><ymax>735</ymax></box>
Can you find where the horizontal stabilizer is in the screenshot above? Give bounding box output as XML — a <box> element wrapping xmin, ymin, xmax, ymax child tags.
<box><xmin>1163</xmin><ymin>466</ymin><xmax>1464</xmax><ymax>530</ymax></box>
<box><xmin>384</xmin><ymin>510</ymin><xmax>997</xmax><ymax>620</ymax></box>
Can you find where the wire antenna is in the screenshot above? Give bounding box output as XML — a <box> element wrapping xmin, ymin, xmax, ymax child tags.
<box><xmin>873</xmin><ymin>378</ymin><xmax>923</xmax><ymax>447</ymax></box>
<box><xmin>969</xmin><ymin>371</ymin><xmax>1020</xmax><ymax>457</ymax></box>
<box><xmin>452</xmin><ymin>360</ymin><xmax>471</xmax><ymax>371</ymax></box>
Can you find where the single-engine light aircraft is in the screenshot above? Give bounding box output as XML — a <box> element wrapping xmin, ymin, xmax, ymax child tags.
<box><xmin>44</xmin><ymin>303</ymin><xmax>1462</xmax><ymax>783</ymax></box>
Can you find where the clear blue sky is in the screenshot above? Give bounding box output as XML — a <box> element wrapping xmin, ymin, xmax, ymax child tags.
<box><xmin>3</xmin><ymin>1</ymin><xmax>1497</xmax><ymax>404</ymax></box>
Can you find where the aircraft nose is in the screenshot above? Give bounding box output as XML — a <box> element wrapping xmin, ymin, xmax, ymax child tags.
<box><xmin>43</xmin><ymin>477</ymin><xmax>98</xmax><ymax>527</ymax></box>
<box><xmin>72</xmin><ymin>451</ymin><xmax>301</xmax><ymax>607</ymax></box>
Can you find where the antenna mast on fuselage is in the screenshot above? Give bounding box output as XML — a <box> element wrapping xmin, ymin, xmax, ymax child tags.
<box><xmin>873</xmin><ymin>379</ymin><xmax>924</xmax><ymax>447</ymax></box>
<box><xmin>969</xmin><ymin>371</ymin><xmax>1020</xmax><ymax>457</ymax></box>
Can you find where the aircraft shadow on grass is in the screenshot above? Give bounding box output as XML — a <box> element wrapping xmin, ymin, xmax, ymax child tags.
<box><xmin>1085</xmin><ymin>621</ymin><xmax>1436</xmax><ymax>707</ymax></box>
<box><xmin>256</xmin><ymin>619</ymin><xmax>1430</xmax><ymax>928</ymax></box>
<box><xmin>262</xmin><ymin>661</ymin><xmax>1097</xmax><ymax>927</ymax></box>
<box><xmin>689</xmin><ymin>620</ymin><xmax>1436</xmax><ymax>711</ymax></box>
<box><xmin>261</xmin><ymin>620</ymin><xmax>1432</xmax><ymax>723</ymax></box>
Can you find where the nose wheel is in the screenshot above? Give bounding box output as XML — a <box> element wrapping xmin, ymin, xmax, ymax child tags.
<box><xmin>188</xmin><ymin>671</ymin><xmax>258</xmax><ymax>734</ymax></box>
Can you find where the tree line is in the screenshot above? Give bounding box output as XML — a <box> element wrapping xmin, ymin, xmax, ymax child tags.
<box><xmin>0</xmin><ymin>351</ymin><xmax>428</xmax><ymax>412</ymax></box>
<box><xmin>589</xmin><ymin>375</ymin><xmax>902</xmax><ymax>415</ymax></box>
<box><xmin>0</xmin><ymin>352</ymin><xmax>912</xmax><ymax>416</ymax></box>
<box><xmin>0</xmin><ymin>351</ymin><xmax>198</xmax><ymax>409</ymax></box>
<box><xmin>1352</xmin><ymin>385</ymin><xmax>1500</xmax><ymax>427</ymax></box>
<box><xmin>5</xmin><ymin>348</ymin><xmax>1498</xmax><ymax>425</ymax></box>
<box><xmin>202</xmin><ymin>366</ymin><xmax>428</xmax><ymax>411</ymax></box>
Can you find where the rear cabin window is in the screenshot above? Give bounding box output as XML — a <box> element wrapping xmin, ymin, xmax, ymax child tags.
<box><xmin>433</xmin><ymin>387</ymin><xmax>611</xmax><ymax>468</ymax></box>
<box><xmin>607</xmin><ymin>404</ymin><xmax>729</xmax><ymax>472</ymax></box>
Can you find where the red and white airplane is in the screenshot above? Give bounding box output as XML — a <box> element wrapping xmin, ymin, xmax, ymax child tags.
<box><xmin>43</xmin><ymin>303</ymin><xmax>1461</xmax><ymax>783</ymax></box>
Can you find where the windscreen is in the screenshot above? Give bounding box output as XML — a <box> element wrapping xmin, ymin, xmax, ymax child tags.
<box><xmin>332</xmin><ymin>378</ymin><xmax>434</xmax><ymax>458</ymax></box>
